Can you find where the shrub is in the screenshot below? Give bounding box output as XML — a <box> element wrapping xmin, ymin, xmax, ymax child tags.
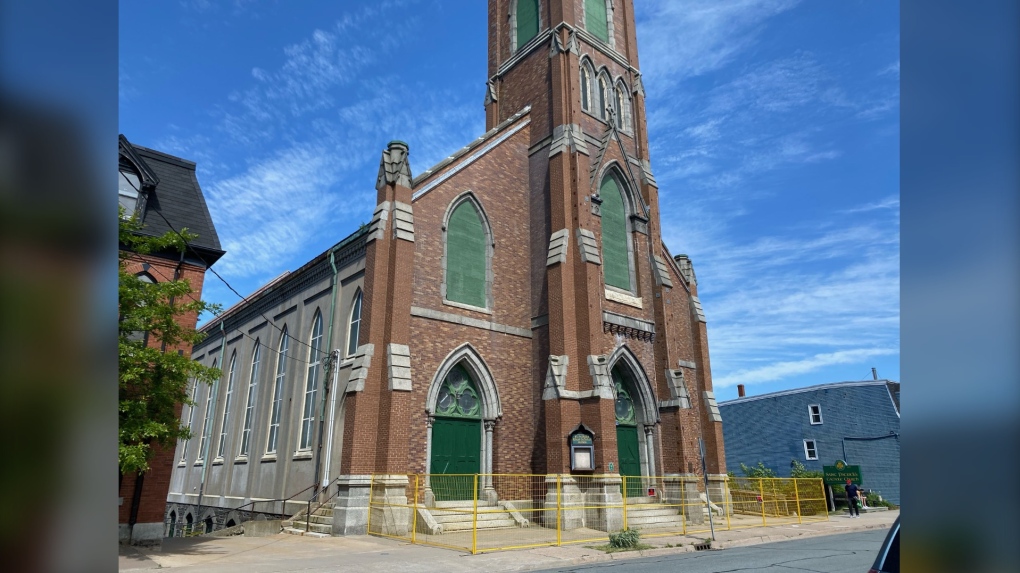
<box><xmin>609</xmin><ymin>528</ymin><xmax>640</xmax><ymax>549</ymax></box>
<box><xmin>739</xmin><ymin>462</ymin><xmax>777</xmax><ymax>478</ymax></box>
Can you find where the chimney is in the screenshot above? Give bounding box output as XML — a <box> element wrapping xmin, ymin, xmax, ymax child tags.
<box><xmin>871</xmin><ymin>367</ymin><xmax>878</xmax><ymax>380</ymax></box>
<box><xmin>737</xmin><ymin>384</ymin><xmax>746</xmax><ymax>398</ymax></box>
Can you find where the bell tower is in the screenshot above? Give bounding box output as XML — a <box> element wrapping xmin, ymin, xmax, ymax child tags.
<box><xmin>487</xmin><ymin>0</ymin><xmax>727</xmax><ymax>490</ymax></box>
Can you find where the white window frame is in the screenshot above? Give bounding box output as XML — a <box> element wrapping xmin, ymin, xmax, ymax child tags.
<box><xmin>216</xmin><ymin>351</ymin><xmax>237</xmax><ymax>460</ymax></box>
<box><xmin>808</xmin><ymin>404</ymin><xmax>823</xmax><ymax>425</ymax></box>
<box><xmin>239</xmin><ymin>341</ymin><xmax>260</xmax><ymax>458</ymax></box>
<box><xmin>298</xmin><ymin>312</ymin><xmax>323</xmax><ymax>452</ymax></box>
<box><xmin>803</xmin><ymin>439</ymin><xmax>818</xmax><ymax>461</ymax></box>
<box><xmin>180</xmin><ymin>381</ymin><xmax>198</xmax><ymax>463</ymax></box>
<box><xmin>580</xmin><ymin>61</ymin><xmax>594</xmax><ymax>112</ymax></box>
<box><xmin>346</xmin><ymin>290</ymin><xmax>363</xmax><ymax>358</ymax></box>
<box><xmin>266</xmin><ymin>329</ymin><xmax>289</xmax><ymax>456</ymax></box>
<box><xmin>197</xmin><ymin>359</ymin><xmax>217</xmax><ymax>463</ymax></box>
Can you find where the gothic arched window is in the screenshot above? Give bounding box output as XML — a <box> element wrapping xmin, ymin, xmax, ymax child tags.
<box><xmin>600</xmin><ymin>173</ymin><xmax>632</xmax><ymax>291</ymax></box>
<box><xmin>299</xmin><ymin>311</ymin><xmax>323</xmax><ymax>451</ymax></box>
<box><xmin>515</xmin><ymin>0</ymin><xmax>540</xmax><ymax>50</ymax></box>
<box><xmin>239</xmin><ymin>340</ymin><xmax>260</xmax><ymax>457</ymax></box>
<box><xmin>346</xmin><ymin>289</ymin><xmax>363</xmax><ymax>358</ymax></box>
<box><xmin>616</xmin><ymin>80</ymin><xmax>632</xmax><ymax>131</ymax></box>
<box><xmin>216</xmin><ymin>350</ymin><xmax>237</xmax><ymax>459</ymax></box>
<box><xmin>266</xmin><ymin>328</ymin><xmax>289</xmax><ymax>454</ymax></box>
<box><xmin>580</xmin><ymin>63</ymin><xmax>593</xmax><ymax>112</ymax></box>
<box><xmin>435</xmin><ymin>364</ymin><xmax>482</xmax><ymax>419</ymax></box>
<box><xmin>197</xmin><ymin>358</ymin><xmax>217</xmax><ymax>462</ymax></box>
<box><xmin>585</xmin><ymin>0</ymin><xmax>609</xmax><ymax>43</ymax></box>
<box><xmin>445</xmin><ymin>197</ymin><xmax>491</xmax><ymax>309</ymax></box>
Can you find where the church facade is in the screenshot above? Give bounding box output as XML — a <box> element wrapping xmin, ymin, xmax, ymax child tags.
<box><xmin>168</xmin><ymin>0</ymin><xmax>727</xmax><ymax>536</ymax></box>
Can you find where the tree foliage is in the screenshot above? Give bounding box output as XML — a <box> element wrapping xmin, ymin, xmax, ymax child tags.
<box><xmin>789</xmin><ymin>459</ymin><xmax>824</xmax><ymax>479</ymax></box>
<box><xmin>119</xmin><ymin>211</ymin><xmax>220</xmax><ymax>474</ymax></box>
<box><xmin>739</xmin><ymin>461</ymin><xmax>777</xmax><ymax>478</ymax></box>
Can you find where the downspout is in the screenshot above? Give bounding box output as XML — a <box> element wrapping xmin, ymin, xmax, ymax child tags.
<box><xmin>196</xmin><ymin>321</ymin><xmax>226</xmax><ymax>512</ymax></box>
<box><xmin>314</xmin><ymin>250</ymin><xmax>341</xmax><ymax>491</ymax></box>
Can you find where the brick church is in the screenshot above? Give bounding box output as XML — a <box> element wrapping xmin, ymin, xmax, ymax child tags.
<box><xmin>168</xmin><ymin>0</ymin><xmax>727</xmax><ymax>536</ymax></box>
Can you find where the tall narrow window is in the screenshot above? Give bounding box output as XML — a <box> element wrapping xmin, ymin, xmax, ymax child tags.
<box><xmin>299</xmin><ymin>312</ymin><xmax>323</xmax><ymax>451</ymax></box>
<box><xmin>598</xmin><ymin>75</ymin><xmax>610</xmax><ymax>120</ymax></box>
<box><xmin>198</xmin><ymin>359</ymin><xmax>217</xmax><ymax>462</ymax></box>
<box><xmin>445</xmin><ymin>199</ymin><xmax>488</xmax><ymax>309</ymax></box>
<box><xmin>616</xmin><ymin>81</ymin><xmax>631</xmax><ymax>131</ymax></box>
<box><xmin>216</xmin><ymin>351</ymin><xmax>237</xmax><ymax>459</ymax></box>
<box><xmin>346</xmin><ymin>290</ymin><xmax>362</xmax><ymax>358</ymax></box>
<box><xmin>266</xmin><ymin>329</ymin><xmax>289</xmax><ymax>455</ymax></box>
<box><xmin>516</xmin><ymin>0</ymin><xmax>539</xmax><ymax>49</ymax></box>
<box><xmin>239</xmin><ymin>342</ymin><xmax>260</xmax><ymax>456</ymax></box>
<box><xmin>580</xmin><ymin>64</ymin><xmax>592</xmax><ymax>112</ymax></box>
<box><xmin>600</xmin><ymin>175</ymin><xmax>631</xmax><ymax>291</ymax></box>
<box><xmin>180</xmin><ymin>381</ymin><xmax>198</xmax><ymax>462</ymax></box>
<box><xmin>585</xmin><ymin>0</ymin><xmax>609</xmax><ymax>42</ymax></box>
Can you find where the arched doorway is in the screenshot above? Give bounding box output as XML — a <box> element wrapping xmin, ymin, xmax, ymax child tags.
<box><xmin>168</xmin><ymin>510</ymin><xmax>177</xmax><ymax>537</ymax></box>
<box><xmin>613</xmin><ymin>365</ymin><xmax>644</xmax><ymax>497</ymax></box>
<box><xmin>429</xmin><ymin>363</ymin><xmax>482</xmax><ymax>501</ymax></box>
<box><xmin>185</xmin><ymin>513</ymin><xmax>193</xmax><ymax>535</ymax></box>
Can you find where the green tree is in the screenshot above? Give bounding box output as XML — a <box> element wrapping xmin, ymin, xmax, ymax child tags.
<box><xmin>789</xmin><ymin>459</ymin><xmax>823</xmax><ymax>479</ymax></box>
<box><xmin>119</xmin><ymin>211</ymin><xmax>220</xmax><ymax>474</ymax></box>
<box><xmin>739</xmin><ymin>461</ymin><xmax>777</xmax><ymax>478</ymax></box>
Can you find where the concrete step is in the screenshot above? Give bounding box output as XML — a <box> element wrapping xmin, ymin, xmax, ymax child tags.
<box><xmin>284</xmin><ymin>521</ymin><xmax>332</xmax><ymax>535</ymax></box>
<box><xmin>431</xmin><ymin>511</ymin><xmax>517</xmax><ymax>524</ymax></box>
<box><xmin>626</xmin><ymin>507</ymin><xmax>683</xmax><ymax>518</ymax></box>
<box><xmin>282</xmin><ymin>527</ymin><xmax>330</xmax><ymax>538</ymax></box>
<box><xmin>307</xmin><ymin>514</ymin><xmax>333</xmax><ymax>525</ymax></box>
<box><xmin>626</xmin><ymin>514</ymin><xmax>685</xmax><ymax>527</ymax></box>
<box><xmin>441</xmin><ymin>518</ymin><xmax>518</xmax><ymax>532</ymax></box>
<box><xmin>432</xmin><ymin>500</ymin><xmax>497</xmax><ymax>509</ymax></box>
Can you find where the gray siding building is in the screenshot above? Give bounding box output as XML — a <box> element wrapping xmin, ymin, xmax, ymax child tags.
<box><xmin>719</xmin><ymin>380</ymin><xmax>900</xmax><ymax>505</ymax></box>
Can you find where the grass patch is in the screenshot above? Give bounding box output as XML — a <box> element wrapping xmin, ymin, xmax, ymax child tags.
<box><xmin>586</xmin><ymin>543</ymin><xmax>655</xmax><ymax>554</ymax></box>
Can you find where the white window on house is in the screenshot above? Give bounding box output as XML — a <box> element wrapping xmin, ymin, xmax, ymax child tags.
<box><xmin>803</xmin><ymin>439</ymin><xmax>818</xmax><ymax>460</ymax></box>
<box><xmin>216</xmin><ymin>351</ymin><xmax>237</xmax><ymax>459</ymax></box>
<box><xmin>299</xmin><ymin>311</ymin><xmax>323</xmax><ymax>451</ymax></box>
<box><xmin>808</xmin><ymin>404</ymin><xmax>823</xmax><ymax>425</ymax></box>
<box><xmin>266</xmin><ymin>329</ymin><xmax>289</xmax><ymax>455</ymax></box>
<box><xmin>346</xmin><ymin>290</ymin><xmax>362</xmax><ymax>358</ymax></box>
<box><xmin>197</xmin><ymin>359</ymin><xmax>217</xmax><ymax>462</ymax></box>
<box><xmin>119</xmin><ymin>168</ymin><xmax>141</xmax><ymax>217</ymax></box>
<box><xmin>180</xmin><ymin>381</ymin><xmax>198</xmax><ymax>462</ymax></box>
<box><xmin>239</xmin><ymin>341</ymin><xmax>260</xmax><ymax>457</ymax></box>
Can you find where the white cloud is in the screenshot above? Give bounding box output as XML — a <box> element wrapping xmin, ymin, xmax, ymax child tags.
<box><xmin>714</xmin><ymin>347</ymin><xmax>899</xmax><ymax>387</ymax></box>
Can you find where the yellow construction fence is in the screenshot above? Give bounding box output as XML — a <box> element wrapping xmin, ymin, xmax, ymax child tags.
<box><xmin>366</xmin><ymin>474</ymin><xmax>827</xmax><ymax>553</ymax></box>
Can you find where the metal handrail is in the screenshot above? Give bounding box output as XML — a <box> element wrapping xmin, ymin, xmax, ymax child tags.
<box><xmin>304</xmin><ymin>476</ymin><xmax>343</xmax><ymax>533</ymax></box>
<box><xmin>169</xmin><ymin>481</ymin><xmax>321</xmax><ymax>537</ymax></box>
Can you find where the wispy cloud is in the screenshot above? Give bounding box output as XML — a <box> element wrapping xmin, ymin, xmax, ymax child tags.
<box><xmin>715</xmin><ymin>347</ymin><xmax>899</xmax><ymax>387</ymax></box>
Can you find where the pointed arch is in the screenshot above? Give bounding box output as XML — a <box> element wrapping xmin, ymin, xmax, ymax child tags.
<box><xmin>607</xmin><ymin>345</ymin><xmax>658</xmax><ymax>426</ymax></box>
<box><xmin>442</xmin><ymin>192</ymin><xmax>495</xmax><ymax>310</ymax></box>
<box><xmin>216</xmin><ymin>350</ymin><xmax>238</xmax><ymax>458</ymax></box>
<box><xmin>599</xmin><ymin>166</ymin><xmax>635</xmax><ymax>291</ymax></box>
<box><xmin>266</xmin><ymin>326</ymin><xmax>289</xmax><ymax>455</ymax></box>
<box><xmin>615</xmin><ymin>78</ymin><xmax>632</xmax><ymax>131</ymax></box>
<box><xmin>425</xmin><ymin>343</ymin><xmax>502</xmax><ymax>421</ymax></box>
<box><xmin>511</xmin><ymin>0</ymin><xmax>541</xmax><ymax>52</ymax></box>
<box><xmin>239</xmin><ymin>338</ymin><xmax>260</xmax><ymax>457</ymax></box>
<box><xmin>299</xmin><ymin>310</ymin><xmax>324</xmax><ymax>450</ymax></box>
<box><xmin>579</xmin><ymin>57</ymin><xmax>595</xmax><ymax>113</ymax></box>
<box><xmin>596</xmin><ymin>70</ymin><xmax>612</xmax><ymax>120</ymax></box>
<box><xmin>346</xmin><ymin>289</ymin><xmax>363</xmax><ymax>358</ymax></box>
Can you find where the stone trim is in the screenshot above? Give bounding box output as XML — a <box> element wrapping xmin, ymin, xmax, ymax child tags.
<box><xmin>547</xmin><ymin>228</ymin><xmax>570</xmax><ymax>266</ymax></box>
<box><xmin>376</xmin><ymin>141</ymin><xmax>412</xmax><ymax>190</ymax></box>
<box><xmin>651</xmin><ymin>255</ymin><xmax>673</xmax><ymax>288</ymax></box>
<box><xmin>344</xmin><ymin>344</ymin><xmax>374</xmax><ymax>393</ymax></box>
<box><xmin>674</xmin><ymin>254</ymin><xmax>697</xmax><ymax>287</ymax></box>
<box><xmin>576</xmin><ymin>228</ymin><xmax>602</xmax><ymax>264</ymax></box>
<box><xmin>548</xmin><ymin>123</ymin><xmax>589</xmax><ymax>157</ymax></box>
<box><xmin>410</xmin><ymin>306</ymin><xmax>531</xmax><ymax>338</ymax></box>
<box><xmin>691</xmin><ymin>296</ymin><xmax>707</xmax><ymax>323</ymax></box>
<box><xmin>602</xmin><ymin>310</ymin><xmax>655</xmax><ymax>342</ymax></box>
<box><xmin>659</xmin><ymin>369</ymin><xmax>691</xmax><ymax>409</ymax></box>
<box><xmin>702</xmin><ymin>391</ymin><xmax>723</xmax><ymax>422</ymax></box>
<box><xmin>367</xmin><ymin>201</ymin><xmax>390</xmax><ymax>243</ymax></box>
<box><xmin>387</xmin><ymin>344</ymin><xmax>412</xmax><ymax>391</ymax></box>
<box><xmin>392</xmin><ymin>201</ymin><xmax>414</xmax><ymax>242</ymax></box>
<box><xmin>412</xmin><ymin>111</ymin><xmax>531</xmax><ymax>200</ymax></box>
<box><xmin>640</xmin><ymin>159</ymin><xmax>656</xmax><ymax>187</ymax></box>
<box><xmin>605</xmin><ymin>287</ymin><xmax>642</xmax><ymax>309</ymax></box>
<box><xmin>544</xmin><ymin>355</ymin><xmax>595</xmax><ymax>400</ymax></box>
<box><xmin>586</xmin><ymin>355</ymin><xmax>615</xmax><ymax>399</ymax></box>
<box><xmin>531</xmin><ymin>314</ymin><xmax>549</xmax><ymax>329</ymax></box>
<box><xmin>677</xmin><ymin>359</ymin><xmax>697</xmax><ymax>369</ymax></box>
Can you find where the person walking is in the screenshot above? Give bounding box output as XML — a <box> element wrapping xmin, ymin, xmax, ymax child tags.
<box><xmin>844</xmin><ymin>479</ymin><xmax>861</xmax><ymax>518</ymax></box>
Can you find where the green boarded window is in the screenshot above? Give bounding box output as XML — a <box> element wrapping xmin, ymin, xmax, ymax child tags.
<box><xmin>586</xmin><ymin>0</ymin><xmax>608</xmax><ymax>42</ymax></box>
<box><xmin>601</xmin><ymin>175</ymin><xmax>631</xmax><ymax>290</ymax></box>
<box><xmin>446</xmin><ymin>200</ymin><xmax>488</xmax><ymax>308</ymax></box>
<box><xmin>516</xmin><ymin>0</ymin><xmax>539</xmax><ymax>49</ymax></box>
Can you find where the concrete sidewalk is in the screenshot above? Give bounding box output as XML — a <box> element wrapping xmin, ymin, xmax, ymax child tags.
<box><xmin>120</xmin><ymin>510</ymin><xmax>898</xmax><ymax>572</ymax></box>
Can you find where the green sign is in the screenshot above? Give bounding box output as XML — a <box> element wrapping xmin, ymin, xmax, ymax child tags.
<box><xmin>823</xmin><ymin>459</ymin><xmax>863</xmax><ymax>486</ymax></box>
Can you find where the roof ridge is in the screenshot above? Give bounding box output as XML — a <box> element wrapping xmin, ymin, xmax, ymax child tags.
<box><xmin>719</xmin><ymin>379</ymin><xmax>897</xmax><ymax>405</ymax></box>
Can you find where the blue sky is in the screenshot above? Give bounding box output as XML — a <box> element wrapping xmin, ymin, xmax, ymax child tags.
<box><xmin>120</xmin><ymin>0</ymin><xmax>900</xmax><ymax>401</ymax></box>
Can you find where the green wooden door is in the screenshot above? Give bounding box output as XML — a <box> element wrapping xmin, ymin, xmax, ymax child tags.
<box><xmin>616</xmin><ymin>425</ymin><xmax>643</xmax><ymax>497</ymax></box>
<box><xmin>430</xmin><ymin>417</ymin><xmax>481</xmax><ymax>501</ymax></box>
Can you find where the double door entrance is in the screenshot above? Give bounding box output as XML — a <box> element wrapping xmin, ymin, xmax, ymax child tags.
<box><xmin>430</xmin><ymin>417</ymin><xmax>480</xmax><ymax>501</ymax></box>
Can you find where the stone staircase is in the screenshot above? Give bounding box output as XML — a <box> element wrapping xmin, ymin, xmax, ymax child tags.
<box><xmin>282</xmin><ymin>501</ymin><xmax>333</xmax><ymax>538</ymax></box>
<box><xmin>623</xmin><ymin>496</ymin><xmax>686</xmax><ymax>530</ymax></box>
<box><xmin>416</xmin><ymin>500</ymin><xmax>529</xmax><ymax>535</ymax></box>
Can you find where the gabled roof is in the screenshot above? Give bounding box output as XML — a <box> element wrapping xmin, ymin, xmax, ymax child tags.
<box><xmin>718</xmin><ymin>380</ymin><xmax>898</xmax><ymax>406</ymax></box>
<box><xmin>119</xmin><ymin>134</ymin><xmax>224</xmax><ymax>267</ymax></box>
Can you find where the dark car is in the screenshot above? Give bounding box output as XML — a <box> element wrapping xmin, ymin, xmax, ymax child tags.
<box><xmin>869</xmin><ymin>516</ymin><xmax>900</xmax><ymax>572</ymax></box>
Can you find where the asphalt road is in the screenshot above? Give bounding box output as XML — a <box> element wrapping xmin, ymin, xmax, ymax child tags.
<box><xmin>531</xmin><ymin>529</ymin><xmax>886</xmax><ymax>573</ymax></box>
